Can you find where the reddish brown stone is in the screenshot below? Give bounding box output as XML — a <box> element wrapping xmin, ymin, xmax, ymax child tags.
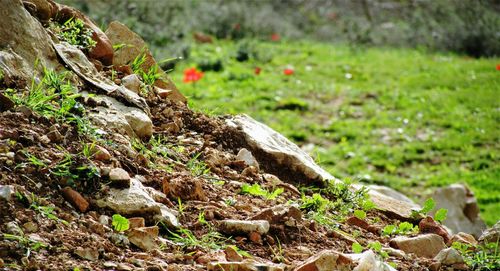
<box><xmin>346</xmin><ymin>216</ymin><xmax>380</xmax><ymax>234</ymax></box>
<box><xmin>419</xmin><ymin>216</ymin><xmax>451</xmax><ymax>244</ymax></box>
<box><xmin>248</xmin><ymin>231</ymin><xmax>262</xmax><ymax>245</ymax></box>
<box><xmin>61</xmin><ymin>186</ymin><xmax>89</xmax><ymax>212</ymax></box>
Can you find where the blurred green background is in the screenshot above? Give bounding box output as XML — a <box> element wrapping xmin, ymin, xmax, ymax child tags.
<box><xmin>60</xmin><ymin>0</ymin><xmax>500</xmax><ymax>225</ymax></box>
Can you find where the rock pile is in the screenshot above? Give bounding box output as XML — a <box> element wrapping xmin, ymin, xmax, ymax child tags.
<box><xmin>0</xmin><ymin>0</ymin><xmax>498</xmax><ymax>270</ymax></box>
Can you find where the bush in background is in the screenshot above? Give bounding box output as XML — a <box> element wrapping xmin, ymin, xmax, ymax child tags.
<box><xmin>59</xmin><ymin>0</ymin><xmax>500</xmax><ymax>59</ymax></box>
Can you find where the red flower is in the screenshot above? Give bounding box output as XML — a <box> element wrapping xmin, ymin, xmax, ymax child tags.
<box><xmin>183</xmin><ymin>67</ymin><xmax>204</xmax><ymax>83</ymax></box>
<box><xmin>283</xmin><ymin>68</ymin><xmax>294</xmax><ymax>75</ymax></box>
<box><xmin>496</xmin><ymin>64</ymin><xmax>500</xmax><ymax>71</ymax></box>
<box><xmin>254</xmin><ymin>67</ymin><xmax>262</xmax><ymax>75</ymax></box>
<box><xmin>271</xmin><ymin>33</ymin><xmax>281</xmax><ymax>42</ymax></box>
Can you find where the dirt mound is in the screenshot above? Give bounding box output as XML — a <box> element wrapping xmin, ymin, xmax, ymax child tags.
<box><xmin>0</xmin><ymin>1</ymin><xmax>485</xmax><ymax>270</ymax></box>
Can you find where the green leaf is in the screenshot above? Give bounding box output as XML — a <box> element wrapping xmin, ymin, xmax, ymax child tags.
<box><xmin>382</xmin><ymin>224</ymin><xmax>396</xmax><ymax>236</ymax></box>
<box><xmin>361</xmin><ymin>199</ymin><xmax>376</xmax><ymax>211</ymax></box>
<box><xmin>352</xmin><ymin>242</ymin><xmax>364</xmax><ymax>253</ymax></box>
<box><xmin>434</xmin><ymin>208</ymin><xmax>448</xmax><ymax>223</ymax></box>
<box><xmin>368</xmin><ymin>241</ymin><xmax>382</xmax><ymax>252</ymax></box>
<box><xmin>353</xmin><ymin>210</ymin><xmax>367</xmax><ymax>220</ymax></box>
<box><xmin>112</xmin><ymin>214</ymin><xmax>129</xmax><ymax>232</ymax></box>
<box><xmin>397</xmin><ymin>222</ymin><xmax>415</xmax><ymax>234</ymax></box>
<box><xmin>268</xmin><ymin>187</ymin><xmax>284</xmax><ymax>200</ymax></box>
<box><xmin>421</xmin><ymin>198</ymin><xmax>436</xmax><ymax>214</ymax></box>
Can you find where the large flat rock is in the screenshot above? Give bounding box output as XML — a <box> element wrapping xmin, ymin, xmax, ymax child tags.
<box><xmin>226</xmin><ymin>114</ymin><xmax>338</xmax><ymax>185</ymax></box>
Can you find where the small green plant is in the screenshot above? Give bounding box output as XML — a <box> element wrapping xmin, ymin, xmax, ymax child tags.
<box><xmin>269</xmin><ymin>238</ymin><xmax>285</xmax><ymax>263</ymax></box>
<box><xmin>3</xmin><ymin>232</ymin><xmax>47</xmax><ymax>258</ymax></box>
<box><xmin>434</xmin><ymin>208</ymin><xmax>448</xmax><ymax>223</ymax></box>
<box><xmin>382</xmin><ymin>222</ymin><xmax>419</xmax><ymax>236</ymax></box>
<box><xmin>51</xmin><ymin>18</ymin><xmax>96</xmax><ymax>51</ymax></box>
<box><xmin>240</xmin><ymin>183</ymin><xmax>284</xmax><ymax>200</ymax></box>
<box><xmin>411</xmin><ymin>198</ymin><xmax>435</xmax><ymax>217</ymax></box>
<box><xmin>453</xmin><ymin>241</ymin><xmax>500</xmax><ymax>270</ymax></box>
<box><xmin>112</xmin><ymin>214</ymin><xmax>130</xmax><ymax>232</ymax></box>
<box><xmin>352</xmin><ymin>241</ymin><xmax>388</xmax><ymax>259</ymax></box>
<box><xmin>353</xmin><ymin>209</ymin><xmax>367</xmax><ymax>220</ymax></box>
<box><xmin>187</xmin><ymin>153</ymin><xmax>210</xmax><ymax>177</ymax></box>
<box><xmin>167</xmin><ymin>227</ymin><xmax>228</xmax><ymax>250</ymax></box>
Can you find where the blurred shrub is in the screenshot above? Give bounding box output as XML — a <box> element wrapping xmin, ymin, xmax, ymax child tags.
<box><xmin>59</xmin><ymin>0</ymin><xmax>500</xmax><ymax>57</ymax></box>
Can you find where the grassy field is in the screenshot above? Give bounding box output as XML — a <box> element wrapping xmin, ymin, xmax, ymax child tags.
<box><xmin>169</xmin><ymin>40</ymin><xmax>500</xmax><ymax>225</ymax></box>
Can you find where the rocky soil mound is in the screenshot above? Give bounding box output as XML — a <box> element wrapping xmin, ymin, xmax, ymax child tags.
<box><xmin>0</xmin><ymin>1</ymin><xmax>498</xmax><ymax>270</ymax></box>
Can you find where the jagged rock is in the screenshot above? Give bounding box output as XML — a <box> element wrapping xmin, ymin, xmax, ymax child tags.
<box><xmin>218</xmin><ymin>219</ymin><xmax>270</xmax><ymax>235</ymax></box>
<box><xmin>61</xmin><ymin>186</ymin><xmax>89</xmax><ymax>212</ymax></box>
<box><xmin>226</xmin><ymin>114</ymin><xmax>338</xmax><ymax>185</ymax></box>
<box><xmin>75</xmin><ymin>247</ymin><xmax>99</xmax><ymax>261</ymax></box>
<box><xmin>128</xmin><ymin>217</ymin><xmax>145</xmax><ymax>229</ymax></box>
<box><xmin>86</xmin><ymin>94</ymin><xmax>153</xmax><ymax>139</ymax></box>
<box><xmin>448</xmin><ymin>232</ymin><xmax>477</xmax><ymax>246</ymax></box>
<box><xmin>53</xmin><ymin>43</ymin><xmax>150</xmax><ymax>114</ymax></box>
<box><xmin>104</xmin><ymin>21</ymin><xmax>186</xmax><ymax>103</ymax></box>
<box><xmin>294</xmin><ymin>250</ymin><xmax>353</xmax><ymax>271</ymax></box>
<box><xmin>0</xmin><ymin>0</ymin><xmax>61</xmax><ymax>85</ymax></box>
<box><xmin>127</xmin><ymin>226</ymin><xmax>159</xmax><ymax>251</ymax></box>
<box><xmin>363</xmin><ymin>189</ymin><xmax>420</xmax><ymax>221</ymax></box>
<box><xmin>390</xmin><ymin>234</ymin><xmax>446</xmax><ymax>258</ymax></box>
<box><xmin>419</xmin><ymin>216</ymin><xmax>451</xmax><ymax>244</ymax></box>
<box><xmin>433</xmin><ymin>248</ymin><xmax>464</xmax><ymax>265</ymax></box>
<box><xmin>478</xmin><ymin>220</ymin><xmax>500</xmax><ymax>244</ymax></box>
<box><xmin>348</xmin><ymin>250</ymin><xmax>397</xmax><ymax>271</ymax></box>
<box><xmin>95</xmin><ymin>178</ymin><xmax>179</xmax><ymax>228</ymax></box>
<box><xmin>162</xmin><ymin>176</ymin><xmax>206</xmax><ymax>201</ymax></box>
<box><xmin>121</xmin><ymin>74</ymin><xmax>142</xmax><ymax>94</ymax></box>
<box><xmin>346</xmin><ymin>216</ymin><xmax>380</xmax><ymax>234</ymax></box>
<box><xmin>368</xmin><ymin>185</ymin><xmax>418</xmax><ymax>206</ymax></box>
<box><xmin>251</xmin><ymin>204</ymin><xmax>302</xmax><ymax>225</ymax></box>
<box><xmin>207</xmin><ymin>260</ymin><xmax>284</xmax><ymax>271</ymax></box>
<box><xmin>0</xmin><ymin>184</ymin><xmax>15</xmax><ymax>201</ymax></box>
<box><xmin>431</xmin><ymin>184</ymin><xmax>486</xmax><ymax>237</ymax></box>
<box><xmin>236</xmin><ymin>148</ymin><xmax>259</xmax><ymax>169</ymax></box>
<box><xmin>109</xmin><ymin>167</ymin><xmax>131</xmax><ymax>188</ymax></box>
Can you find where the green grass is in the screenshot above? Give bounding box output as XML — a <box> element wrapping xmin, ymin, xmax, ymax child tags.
<box><xmin>170</xmin><ymin>40</ymin><xmax>500</xmax><ymax>225</ymax></box>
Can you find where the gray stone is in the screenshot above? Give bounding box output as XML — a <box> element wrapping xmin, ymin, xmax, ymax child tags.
<box><xmin>235</xmin><ymin>148</ymin><xmax>259</xmax><ymax>169</ymax></box>
<box><xmin>368</xmin><ymin>185</ymin><xmax>418</xmax><ymax>207</ymax></box>
<box><xmin>366</xmin><ymin>188</ymin><xmax>421</xmax><ymax>220</ymax></box>
<box><xmin>434</xmin><ymin>248</ymin><xmax>464</xmax><ymax>265</ymax></box>
<box><xmin>0</xmin><ymin>185</ymin><xmax>15</xmax><ymax>201</ymax></box>
<box><xmin>348</xmin><ymin>250</ymin><xmax>397</xmax><ymax>271</ymax></box>
<box><xmin>226</xmin><ymin>114</ymin><xmax>338</xmax><ymax>184</ymax></box>
<box><xmin>121</xmin><ymin>74</ymin><xmax>142</xmax><ymax>94</ymax></box>
<box><xmin>390</xmin><ymin>234</ymin><xmax>446</xmax><ymax>258</ymax></box>
<box><xmin>431</xmin><ymin>183</ymin><xmax>486</xmax><ymax>237</ymax></box>
<box><xmin>96</xmin><ymin>178</ymin><xmax>179</xmax><ymax>228</ymax></box>
<box><xmin>295</xmin><ymin>250</ymin><xmax>353</xmax><ymax>271</ymax></box>
<box><xmin>478</xmin><ymin>220</ymin><xmax>500</xmax><ymax>244</ymax></box>
<box><xmin>218</xmin><ymin>219</ymin><xmax>270</xmax><ymax>235</ymax></box>
<box><xmin>0</xmin><ymin>0</ymin><xmax>60</xmax><ymax>84</ymax></box>
<box><xmin>86</xmin><ymin>93</ymin><xmax>153</xmax><ymax>139</ymax></box>
<box><xmin>109</xmin><ymin>167</ymin><xmax>131</xmax><ymax>187</ymax></box>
